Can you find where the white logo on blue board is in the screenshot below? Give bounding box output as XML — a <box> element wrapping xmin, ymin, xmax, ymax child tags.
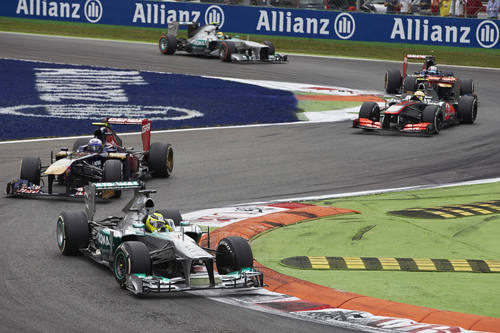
<box><xmin>334</xmin><ymin>13</ymin><xmax>355</xmax><ymax>40</ymax></box>
<box><xmin>476</xmin><ymin>20</ymin><xmax>499</xmax><ymax>48</ymax></box>
<box><xmin>84</xmin><ymin>0</ymin><xmax>103</xmax><ymax>24</ymax></box>
<box><xmin>204</xmin><ymin>5</ymin><xmax>225</xmax><ymax>28</ymax></box>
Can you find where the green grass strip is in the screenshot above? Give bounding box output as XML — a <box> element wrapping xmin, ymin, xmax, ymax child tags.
<box><xmin>1</xmin><ymin>17</ymin><xmax>500</xmax><ymax>68</ymax></box>
<box><xmin>252</xmin><ymin>182</ymin><xmax>500</xmax><ymax>318</ymax></box>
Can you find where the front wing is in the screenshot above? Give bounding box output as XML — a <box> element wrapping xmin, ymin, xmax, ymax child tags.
<box><xmin>6</xmin><ymin>179</ymin><xmax>85</xmax><ymax>198</ymax></box>
<box><xmin>353</xmin><ymin>118</ymin><xmax>434</xmax><ymax>134</ymax></box>
<box><xmin>125</xmin><ymin>268</ymin><xmax>264</xmax><ymax>295</ymax></box>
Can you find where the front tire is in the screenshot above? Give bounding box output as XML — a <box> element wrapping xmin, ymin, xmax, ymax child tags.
<box><xmin>216</xmin><ymin>237</ymin><xmax>254</xmax><ymax>275</ymax></box>
<box><xmin>422</xmin><ymin>105</ymin><xmax>443</xmax><ymax>134</ymax></box>
<box><xmin>113</xmin><ymin>241</ymin><xmax>151</xmax><ymax>289</ymax></box>
<box><xmin>457</xmin><ymin>95</ymin><xmax>477</xmax><ymax>124</ymax></box>
<box><xmin>385</xmin><ymin>69</ymin><xmax>402</xmax><ymax>94</ymax></box>
<box><xmin>156</xmin><ymin>209</ymin><xmax>182</xmax><ymax>227</ymax></box>
<box><xmin>148</xmin><ymin>142</ymin><xmax>174</xmax><ymax>178</ymax></box>
<box><xmin>159</xmin><ymin>34</ymin><xmax>176</xmax><ymax>55</ymax></box>
<box><xmin>20</xmin><ymin>156</ymin><xmax>41</xmax><ymax>185</ymax></box>
<box><xmin>219</xmin><ymin>42</ymin><xmax>236</xmax><ymax>62</ymax></box>
<box><xmin>57</xmin><ymin>211</ymin><xmax>89</xmax><ymax>255</ymax></box>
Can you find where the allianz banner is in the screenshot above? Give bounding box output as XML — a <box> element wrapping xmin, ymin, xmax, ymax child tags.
<box><xmin>2</xmin><ymin>0</ymin><xmax>499</xmax><ymax>49</ymax></box>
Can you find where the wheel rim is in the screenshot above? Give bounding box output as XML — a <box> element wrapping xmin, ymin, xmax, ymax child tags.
<box><xmin>160</xmin><ymin>38</ymin><xmax>167</xmax><ymax>51</ymax></box>
<box><xmin>166</xmin><ymin>148</ymin><xmax>173</xmax><ymax>172</ymax></box>
<box><xmin>219</xmin><ymin>47</ymin><xmax>225</xmax><ymax>59</ymax></box>
<box><xmin>114</xmin><ymin>252</ymin><xmax>127</xmax><ymax>280</ymax></box>
<box><xmin>384</xmin><ymin>73</ymin><xmax>388</xmax><ymax>89</ymax></box>
<box><xmin>56</xmin><ymin>219</ymin><xmax>64</xmax><ymax>249</ymax></box>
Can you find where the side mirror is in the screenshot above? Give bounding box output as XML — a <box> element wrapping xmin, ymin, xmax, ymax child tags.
<box><xmin>180</xmin><ymin>221</ymin><xmax>190</xmax><ymax>227</ymax></box>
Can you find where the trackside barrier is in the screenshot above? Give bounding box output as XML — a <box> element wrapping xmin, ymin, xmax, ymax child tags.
<box><xmin>1</xmin><ymin>1</ymin><xmax>498</xmax><ymax>49</ymax></box>
<box><xmin>199</xmin><ymin>205</ymin><xmax>500</xmax><ymax>332</ymax></box>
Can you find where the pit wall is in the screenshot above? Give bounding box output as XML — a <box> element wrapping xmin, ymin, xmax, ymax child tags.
<box><xmin>1</xmin><ymin>0</ymin><xmax>498</xmax><ymax>49</ymax></box>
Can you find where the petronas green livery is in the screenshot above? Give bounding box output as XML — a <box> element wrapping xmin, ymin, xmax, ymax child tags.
<box><xmin>159</xmin><ymin>22</ymin><xmax>287</xmax><ymax>63</ymax></box>
<box><xmin>56</xmin><ymin>182</ymin><xmax>263</xmax><ymax>295</ymax></box>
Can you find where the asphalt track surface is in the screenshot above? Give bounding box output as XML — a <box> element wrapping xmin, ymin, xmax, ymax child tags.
<box><xmin>0</xmin><ymin>32</ymin><xmax>499</xmax><ymax>333</ymax></box>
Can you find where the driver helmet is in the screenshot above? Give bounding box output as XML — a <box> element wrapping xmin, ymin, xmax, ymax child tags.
<box><xmin>88</xmin><ymin>138</ymin><xmax>102</xmax><ymax>153</ymax></box>
<box><xmin>428</xmin><ymin>66</ymin><xmax>438</xmax><ymax>74</ymax></box>
<box><xmin>413</xmin><ymin>90</ymin><xmax>425</xmax><ymax>102</ymax></box>
<box><xmin>145</xmin><ymin>212</ymin><xmax>173</xmax><ymax>233</ymax></box>
<box><xmin>216</xmin><ymin>31</ymin><xmax>224</xmax><ymax>40</ymax></box>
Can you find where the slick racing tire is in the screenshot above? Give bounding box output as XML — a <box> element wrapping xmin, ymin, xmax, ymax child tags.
<box><xmin>457</xmin><ymin>95</ymin><xmax>477</xmax><ymax>124</ymax></box>
<box><xmin>113</xmin><ymin>241</ymin><xmax>151</xmax><ymax>289</ymax></box>
<box><xmin>72</xmin><ymin>137</ymin><xmax>89</xmax><ymax>152</ymax></box>
<box><xmin>261</xmin><ymin>40</ymin><xmax>275</xmax><ymax>60</ymax></box>
<box><xmin>20</xmin><ymin>156</ymin><xmax>41</xmax><ymax>185</ymax></box>
<box><xmin>422</xmin><ymin>105</ymin><xmax>444</xmax><ymax>134</ymax></box>
<box><xmin>385</xmin><ymin>69</ymin><xmax>402</xmax><ymax>94</ymax></box>
<box><xmin>459</xmin><ymin>78</ymin><xmax>474</xmax><ymax>96</ymax></box>
<box><xmin>359</xmin><ymin>102</ymin><xmax>380</xmax><ymax>122</ymax></box>
<box><xmin>402</xmin><ymin>76</ymin><xmax>417</xmax><ymax>93</ymax></box>
<box><xmin>149</xmin><ymin>142</ymin><xmax>174</xmax><ymax>178</ymax></box>
<box><xmin>57</xmin><ymin>211</ymin><xmax>89</xmax><ymax>255</ymax></box>
<box><xmin>216</xmin><ymin>237</ymin><xmax>253</xmax><ymax>275</ymax></box>
<box><xmin>159</xmin><ymin>34</ymin><xmax>176</xmax><ymax>55</ymax></box>
<box><xmin>103</xmin><ymin>159</ymin><xmax>123</xmax><ymax>198</ymax></box>
<box><xmin>219</xmin><ymin>42</ymin><xmax>236</xmax><ymax>62</ymax></box>
<box><xmin>157</xmin><ymin>209</ymin><xmax>183</xmax><ymax>227</ymax></box>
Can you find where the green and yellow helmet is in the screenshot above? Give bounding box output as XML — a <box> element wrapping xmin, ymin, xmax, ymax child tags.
<box><xmin>145</xmin><ymin>212</ymin><xmax>172</xmax><ymax>233</ymax></box>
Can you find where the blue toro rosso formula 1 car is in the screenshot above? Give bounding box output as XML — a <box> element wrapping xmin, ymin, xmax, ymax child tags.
<box><xmin>56</xmin><ymin>181</ymin><xmax>263</xmax><ymax>295</ymax></box>
<box><xmin>6</xmin><ymin>118</ymin><xmax>174</xmax><ymax>199</ymax></box>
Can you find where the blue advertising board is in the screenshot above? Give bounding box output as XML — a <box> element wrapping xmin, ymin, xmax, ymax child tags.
<box><xmin>1</xmin><ymin>0</ymin><xmax>498</xmax><ymax>49</ymax></box>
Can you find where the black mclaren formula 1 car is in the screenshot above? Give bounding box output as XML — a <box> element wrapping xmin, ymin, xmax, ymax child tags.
<box><xmin>56</xmin><ymin>182</ymin><xmax>263</xmax><ymax>295</ymax></box>
<box><xmin>6</xmin><ymin>118</ymin><xmax>173</xmax><ymax>199</ymax></box>
<box><xmin>353</xmin><ymin>91</ymin><xmax>477</xmax><ymax>135</ymax></box>
<box><xmin>384</xmin><ymin>54</ymin><xmax>474</xmax><ymax>100</ymax></box>
<box><xmin>159</xmin><ymin>21</ymin><xmax>287</xmax><ymax>63</ymax></box>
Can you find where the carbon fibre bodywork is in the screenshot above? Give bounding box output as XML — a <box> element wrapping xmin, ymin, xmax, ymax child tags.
<box><xmin>6</xmin><ymin>118</ymin><xmax>174</xmax><ymax>199</ymax></box>
<box><xmin>159</xmin><ymin>22</ymin><xmax>287</xmax><ymax>63</ymax></box>
<box><xmin>353</xmin><ymin>92</ymin><xmax>478</xmax><ymax>135</ymax></box>
<box><xmin>56</xmin><ymin>182</ymin><xmax>263</xmax><ymax>295</ymax></box>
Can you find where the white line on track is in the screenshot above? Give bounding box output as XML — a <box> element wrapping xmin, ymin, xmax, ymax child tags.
<box><xmin>0</xmin><ymin>120</ymin><xmax>329</xmax><ymax>145</ymax></box>
<box><xmin>234</xmin><ymin>177</ymin><xmax>500</xmax><ymax>207</ymax></box>
<box><xmin>1</xmin><ymin>31</ymin><xmax>499</xmax><ymax>71</ymax></box>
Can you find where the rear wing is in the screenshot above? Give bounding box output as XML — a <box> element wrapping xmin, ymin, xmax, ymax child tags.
<box><xmin>403</xmin><ymin>54</ymin><xmax>435</xmax><ymax>77</ymax></box>
<box><xmin>102</xmin><ymin>118</ymin><xmax>151</xmax><ymax>152</ymax></box>
<box><xmin>85</xmin><ymin>181</ymin><xmax>144</xmax><ymax>220</ymax></box>
<box><xmin>167</xmin><ymin>21</ymin><xmax>200</xmax><ymax>38</ymax></box>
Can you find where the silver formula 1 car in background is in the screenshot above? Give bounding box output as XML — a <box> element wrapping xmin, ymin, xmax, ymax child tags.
<box><xmin>56</xmin><ymin>181</ymin><xmax>263</xmax><ymax>295</ymax></box>
<box><xmin>159</xmin><ymin>21</ymin><xmax>288</xmax><ymax>63</ymax></box>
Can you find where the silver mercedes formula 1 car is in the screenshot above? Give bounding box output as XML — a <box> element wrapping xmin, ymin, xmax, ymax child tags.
<box><xmin>159</xmin><ymin>21</ymin><xmax>288</xmax><ymax>63</ymax></box>
<box><xmin>56</xmin><ymin>181</ymin><xmax>263</xmax><ymax>295</ymax></box>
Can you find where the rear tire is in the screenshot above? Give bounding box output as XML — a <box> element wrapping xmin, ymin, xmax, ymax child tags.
<box><xmin>422</xmin><ymin>105</ymin><xmax>443</xmax><ymax>134</ymax></box>
<box><xmin>149</xmin><ymin>142</ymin><xmax>174</xmax><ymax>178</ymax></box>
<box><xmin>402</xmin><ymin>76</ymin><xmax>417</xmax><ymax>93</ymax></box>
<box><xmin>457</xmin><ymin>95</ymin><xmax>477</xmax><ymax>124</ymax></box>
<box><xmin>459</xmin><ymin>78</ymin><xmax>474</xmax><ymax>95</ymax></box>
<box><xmin>219</xmin><ymin>42</ymin><xmax>236</xmax><ymax>62</ymax></box>
<box><xmin>103</xmin><ymin>159</ymin><xmax>123</xmax><ymax>198</ymax></box>
<box><xmin>216</xmin><ymin>237</ymin><xmax>253</xmax><ymax>275</ymax></box>
<box><xmin>20</xmin><ymin>156</ymin><xmax>41</xmax><ymax>185</ymax></box>
<box><xmin>57</xmin><ymin>211</ymin><xmax>89</xmax><ymax>255</ymax></box>
<box><xmin>385</xmin><ymin>69</ymin><xmax>402</xmax><ymax>94</ymax></box>
<box><xmin>159</xmin><ymin>34</ymin><xmax>176</xmax><ymax>55</ymax></box>
<box><xmin>113</xmin><ymin>241</ymin><xmax>151</xmax><ymax>289</ymax></box>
